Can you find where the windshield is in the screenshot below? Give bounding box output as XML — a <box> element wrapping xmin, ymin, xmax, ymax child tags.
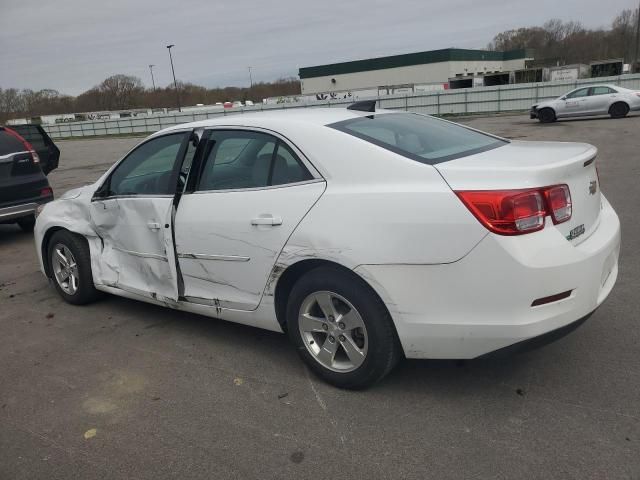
<box><xmin>329</xmin><ymin>113</ymin><xmax>507</xmax><ymax>165</ymax></box>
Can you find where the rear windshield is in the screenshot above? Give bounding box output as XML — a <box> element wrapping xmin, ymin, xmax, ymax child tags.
<box><xmin>329</xmin><ymin>113</ymin><xmax>507</xmax><ymax>164</ymax></box>
<box><xmin>0</xmin><ymin>130</ymin><xmax>26</xmax><ymax>156</ymax></box>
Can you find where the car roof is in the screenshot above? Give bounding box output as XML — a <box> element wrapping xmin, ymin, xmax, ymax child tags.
<box><xmin>153</xmin><ymin>107</ymin><xmax>394</xmax><ymax>137</ymax></box>
<box><xmin>571</xmin><ymin>84</ymin><xmax>618</xmax><ymax>90</ymax></box>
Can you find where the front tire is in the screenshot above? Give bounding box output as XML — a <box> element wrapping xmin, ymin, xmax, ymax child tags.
<box><xmin>287</xmin><ymin>266</ymin><xmax>401</xmax><ymax>389</ymax></box>
<box><xmin>538</xmin><ymin>108</ymin><xmax>556</xmax><ymax>123</ymax></box>
<box><xmin>609</xmin><ymin>102</ymin><xmax>629</xmax><ymax>119</ymax></box>
<box><xmin>47</xmin><ymin>230</ymin><xmax>101</xmax><ymax>305</ymax></box>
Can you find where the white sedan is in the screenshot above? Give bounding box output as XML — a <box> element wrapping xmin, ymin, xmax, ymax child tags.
<box><xmin>34</xmin><ymin>103</ymin><xmax>621</xmax><ymax>388</ymax></box>
<box><xmin>530</xmin><ymin>84</ymin><xmax>640</xmax><ymax>123</ymax></box>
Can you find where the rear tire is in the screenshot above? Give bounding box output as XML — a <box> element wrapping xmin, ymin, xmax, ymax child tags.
<box><xmin>47</xmin><ymin>230</ymin><xmax>101</xmax><ymax>305</ymax></box>
<box><xmin>286</xmin><ymin>266</ymin><xmax>401</xmax><ymax>389</ymax></box>
<box><xmin>609</xmin><ymin>102</ymin><xmax>629</xmax><ymax>119</ymax></box>
<box><xmin>16</xmin><ymin>215</ymin><xmax>35</xmax><ymax>232</ymax></box>
<box><xmin>538</xmin><ymin>108</ymin><xmax>556</xmax><ymax>123</ymax></box>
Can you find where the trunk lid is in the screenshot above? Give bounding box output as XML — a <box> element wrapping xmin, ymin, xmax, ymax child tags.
<box><xmin>435</xmin><ymin>141</ymin><xmax>601</xmax><ymax>244</ymax></box>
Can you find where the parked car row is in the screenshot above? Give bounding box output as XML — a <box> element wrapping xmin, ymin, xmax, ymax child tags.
<box><xmin>0</xmin><ymin>125</ymin><xmax>58</xmax><ymax>231</ymax></box>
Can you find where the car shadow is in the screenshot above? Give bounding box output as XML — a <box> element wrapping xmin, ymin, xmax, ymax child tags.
<box><xmin>91</xmin><ymin>291</ymin><xmax>542</xmax><ymax>395</ymax></box>
<box><xmin>532</xmin><ymin>113</ymin><xmax>638</xmax><ymax>125</ymax></box>
<box><xmin>0</xmin><ymin>224</ymin><xmax>33</xmax><ymax>246</ymax></box>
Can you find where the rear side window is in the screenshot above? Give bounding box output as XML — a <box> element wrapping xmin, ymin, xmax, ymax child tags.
<box><xmin>590</xmin><ymin>86</ymin><xmax>615</xmax><ymax>96</ymax></box>
<box><xmin>329</xmin><ymin>113</ymin><xmax>507</xmax><ymax>164</ymax></box>
<box><xmin>271</xmin><ymin>143</ymin><xmax>313</xmax><ymax>185</ymax></box>
<box><xmin>197</xmin><ymin>130</ymin><xmax>311</xmax><ymax>191</ymax></box>
<box><xmin>0</xmin><ymin>130</ymin><xmax>26</xmax><ymax>156</ymax></box>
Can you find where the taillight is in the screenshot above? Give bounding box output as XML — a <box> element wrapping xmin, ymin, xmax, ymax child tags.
<box><xmin>544</xmin><ymin>185</ymin><xmax>571</xmax><ymax>223</ymax></box>
<box><xmin>40</xmin><ymin>187</ymin><xmax>53</xmax><ymax>197</ymax></box>
<box><xmin>5</xmin><ymin>127</ymin><xmax>39</xmax><ymax>164</ymax></box>
<box><xmin>455</xmin><ymin>185</ymin><xmax>572</xmax><ymax>236</ymax></box>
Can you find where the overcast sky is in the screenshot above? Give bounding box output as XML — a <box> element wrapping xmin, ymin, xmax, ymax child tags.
<box><xmin>0</xmin><ymin>0</ymin><xmax>637</xmax><ymax>95</ymax></box>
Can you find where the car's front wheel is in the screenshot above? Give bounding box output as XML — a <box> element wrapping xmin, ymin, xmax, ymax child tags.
<box><xmin>47</xmin><ymin>230</ymin><xmax>101</xmax><ymax>305</ymax></box>
<box><xmin>538</xmin><ymin>108</ymin><xmax>556</xmax><ymax>123</ymax></box>
<box><xmin>287</xmin><ymin>266</ymin><xmax>401</xmax><ymax>389</ymax></box>
<box><xmin>609</xmin><ymin>102</ymin><xmax>629</xmax><ymax>119</ymax></box>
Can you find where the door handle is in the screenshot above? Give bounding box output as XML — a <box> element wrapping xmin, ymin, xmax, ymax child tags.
<box><xmin>251</xmin><ymin>215</ymin><xmax>282</xmax><ymax>226</ymax></box>
<box><xmin>147</xmin><ymin>222</ymin><xmax>161</xmax><ymax>230</ymax></box>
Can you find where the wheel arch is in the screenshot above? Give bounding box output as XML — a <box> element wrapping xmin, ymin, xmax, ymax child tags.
<box><xmin>609</xmin><ymin>101</ymin><xmax>630</xmax><ymax>114</ymax></box>
<box><xmin>538</xmin><ymin>106</ymin><xmax>556</xmax><ymax>120</ymax></box>
<box><xmin>41</xmin><ymin>226</ymin><xmax>67</xmax><ymax>278</ymax></box>
<box><xmin>41</xmin><ymin>226</ymin><xmax>92</xmax><ymax>278</ymax></box>
<box><xmin>272</xmin><ymin>258</ymin><xmax>394</xmax><ymax>333</ymax></box>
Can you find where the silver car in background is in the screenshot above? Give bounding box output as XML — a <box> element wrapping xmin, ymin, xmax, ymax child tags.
<box><xmin>531</xmin><ymin>84</ymin><xmax>640</xmax><ymax>123</ymax></box>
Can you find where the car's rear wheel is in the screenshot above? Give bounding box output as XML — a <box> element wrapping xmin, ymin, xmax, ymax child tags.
<box><xmin>538</xmin><ymin>108</ymin><xmax>556</xmax><ymax>123</ymax></box>
<box><xmin>47</xmin><ymin>230</ymin><xmax>100</xmax><ymax>305</ymax></box>
<box><xmin>609</xmin><ymin>102</ymin><xmax>629</xmax><ymax>119</ymax></box>
<box><xmin>286</xmin><ymin>266</ymin><xmax>401</xmax><ymax>389</ymax></box>
<box><xmin>16</xmin><ymin>215</ymin><xmax>35</xmax><ymax>232</ymax></box>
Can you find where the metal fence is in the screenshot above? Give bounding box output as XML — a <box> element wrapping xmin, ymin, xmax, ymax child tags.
<box><xmin>42</xmin><ymin>73</ymin><xmax>640</xmax><ymax>139</ymax></box>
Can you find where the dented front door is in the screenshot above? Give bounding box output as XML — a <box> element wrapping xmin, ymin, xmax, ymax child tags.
<box><xmin>91</xmin><ymin>196</ymin><xmax>178</xmax><ymax>300</ymax></box>
<box><xmin>90</xmin><ymin>131</ymin><xmax>192</xmax><ymax>301</ymax></box>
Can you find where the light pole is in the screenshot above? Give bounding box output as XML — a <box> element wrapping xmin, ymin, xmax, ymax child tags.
<box><xmin>148</xmin><ymin>64</ymin><xmax>156</xmax><ymax>92</ymax></box>
<box><xmin>248</xmin><ymin>66</ymin><xmax>253</xmax><ymax>88</ymax></box>
<box><xmin>166</xmin><ymin>44</ymin><xmax>181</xmax><ymax>112</ymax></box>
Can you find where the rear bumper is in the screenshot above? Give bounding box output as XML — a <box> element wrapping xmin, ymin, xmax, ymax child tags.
<box><xmin>0</xmin><ymin>196</ymin><xmax>52</xmax><ymax>223</ymax></box>
<box><xmin>355</xmin><ymin>195</ymin><xmax>620</xmax><ymax>359</ymax></box>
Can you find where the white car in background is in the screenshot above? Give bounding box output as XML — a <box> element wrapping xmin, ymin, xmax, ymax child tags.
<box><xmin>34</xmin><ymin>103</ymin><xmax>620</xmax><ymax>388</ymax></box>
<box><xmin>531</xmin><ymin>84</ymin><xmax>640</xmax><ymax>123</ymax></box>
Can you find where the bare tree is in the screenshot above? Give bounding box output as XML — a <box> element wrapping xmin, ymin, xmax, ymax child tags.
<box><xmin>98</xmin><ymin>74</ymin><xmax>144</xmax><ymax>110</ymax></box>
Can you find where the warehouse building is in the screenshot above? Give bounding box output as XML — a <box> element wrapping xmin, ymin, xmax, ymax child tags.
<box><xmin>299</xmin><ymin>48</ymin><xmax>534</xmax><ymax>95</ymax></box>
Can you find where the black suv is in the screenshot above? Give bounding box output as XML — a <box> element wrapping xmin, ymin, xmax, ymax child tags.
<box><xmin>0</xmin><ymin>125</ymin><xmax>59</xmax><ymax>232</ymax></box>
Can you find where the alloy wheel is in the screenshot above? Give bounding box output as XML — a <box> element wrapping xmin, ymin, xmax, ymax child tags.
<box><xmin>298</xmin><ymin>290</ymin><xmax>368</xmax><ymax>372</ymax></box>
<box><xmin>52</xmin><ymin>243</ymin><xmax>79</xmax><ymax>295</ymax></box>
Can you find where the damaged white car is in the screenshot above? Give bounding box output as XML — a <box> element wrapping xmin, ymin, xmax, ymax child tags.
<box><xmin>34</xmin><ymin>103</ymin><xmax>621</xmax><ymax>388</ymax></box>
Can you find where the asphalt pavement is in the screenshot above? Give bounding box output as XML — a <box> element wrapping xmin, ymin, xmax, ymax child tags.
<box><xmin>1</xmin><ymin>113</ymin><xmax>639</xmax><ymax>479</ymax></box>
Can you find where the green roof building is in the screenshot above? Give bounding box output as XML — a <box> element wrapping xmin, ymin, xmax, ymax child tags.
<box><xmin>299</xmin><ymin>48</ymin><xmax>533</xmax><ymax>95</ymax></box>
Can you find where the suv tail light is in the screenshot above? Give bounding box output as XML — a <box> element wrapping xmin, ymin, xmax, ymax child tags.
<box><xmin>455</xmin><ymin>185</ymin><xmax>572</xmax><ymax>236</ymax></box>
<box><xmin>4</xmin><ymin>127</ymin><xmax>40</xmax><ymax>164</ymax></box>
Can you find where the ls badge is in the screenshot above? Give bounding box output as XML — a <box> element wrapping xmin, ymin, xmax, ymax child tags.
<box><xmin>589</xmin><ymin>180</ymin><xmax>597</xmax><ymax>195</ymax></box>
<box><xmin>567</xmin><ymin>224</ymin><xmax>585</xmax><ymax>241</ymax></box>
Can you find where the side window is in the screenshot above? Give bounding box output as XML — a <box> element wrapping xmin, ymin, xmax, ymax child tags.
<box><xmin>271</xmin><ymin>142</ymin><xmax>313</xmax><ymax>185</ymax></box>
<box><xmin>108</xmin><ymin>133</ymin><xmax>186</xmax><ymax>196</ymax></box>
<box><xmin>198</xmin><ymin>131</ymin><xmax>277</xmax><ymax>191</ymax></box>
<box><xmin>590</xmin><ymin>86</ymin><xmax>614</xmax><ymax>96</ymax></box>
<box><xmin>566</xmin><ymin>88</ymin><xmax>589</xmax><ymax>99</ymax></box>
